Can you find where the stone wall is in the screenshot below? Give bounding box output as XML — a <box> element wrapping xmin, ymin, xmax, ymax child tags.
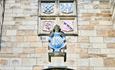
<box><xmin>0</xmin><ymin>0</ymin><xmax>39</xmax><ymax>70</ymax></box>
<box><xmin>0</xmin><ymin>0</ymin><xmax>4</xmax><ymax>30</ymax></box>
<box><xmin>0</xmin><ymin>0</ymin><xmax>115</xmax><ymax>70</ymax></box>
<box><xmin>111</xmin><ymin>0</ymin><xmax>115</xmax><ymax>24</ymax></box>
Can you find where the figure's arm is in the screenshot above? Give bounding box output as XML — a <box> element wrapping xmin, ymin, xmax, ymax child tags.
<box><xmin>49</xmin><ymin>31</ymin><xmax>54</xmax><ymax>37</ymax></box>
<box><xmin>60</xmin><ymin>31</ymin><xmax>66</xmax><ymax>42</ymax></box>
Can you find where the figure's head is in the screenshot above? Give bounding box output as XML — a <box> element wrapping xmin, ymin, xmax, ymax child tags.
<box><xmin>53</xmin><ymin>25</ymin><xmax>61</xmax><ymax>32</ymax></box>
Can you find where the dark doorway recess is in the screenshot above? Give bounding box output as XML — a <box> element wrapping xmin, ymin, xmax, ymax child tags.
<box><xmin>43</xmin><ymin>67</ymin><xmax>74</xmax><ymax>70</ymax></box>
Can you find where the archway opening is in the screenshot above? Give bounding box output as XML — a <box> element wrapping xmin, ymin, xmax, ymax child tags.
<box><xmin>43</xmin><ymin>67</ymin><xmax>74</xmax><ymax>70</ymax></box>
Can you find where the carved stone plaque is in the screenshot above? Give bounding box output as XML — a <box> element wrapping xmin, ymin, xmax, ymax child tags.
<box><xmin>62</xmin><ymin>20</ymin><xmax>74</xmax><ymax>32</ymax></box>
<box><xmin>60</xmin><ymin>3</ymin><xmax>73</xmax><ymax>14</ymax></box>
<box><xmin>42</xmin><ymin>21</ymin><xmax>54</xmax><ymax>32</ymax></box>
<box><xmin>41</xmin><ymin>3</ymin><xmax>55</xmax><ymax>14</ymax></box>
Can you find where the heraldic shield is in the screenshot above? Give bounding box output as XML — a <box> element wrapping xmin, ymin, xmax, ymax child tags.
<box><xmin>48</xmin><ymin>25</ymin><xmax>66</xmax><ymax>62</ymax></box>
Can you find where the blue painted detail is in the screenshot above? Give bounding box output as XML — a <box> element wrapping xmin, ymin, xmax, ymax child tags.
<box><xmin>42</xmin><ymin>3</ymin><xmax>54</xmax><ymax>14</ymax></box>
<box><xmin>48</xmin><ymin>32</ymin><xmax>66</xmax><ymax>52</ymax></box>
<box><xmin>60</xmin><ymin>3</ymin><xmax>73</xmax><ymax>14</ymax></box>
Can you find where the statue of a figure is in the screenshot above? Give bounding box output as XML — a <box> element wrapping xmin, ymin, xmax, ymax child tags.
<box><xmin>48</xmin><ymin>25</ymin><xmax>66</xmax><ymax>52</ymax></box>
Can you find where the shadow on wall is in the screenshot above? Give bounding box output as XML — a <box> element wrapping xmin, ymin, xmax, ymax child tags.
<box><xmin>43</xmin><ymin>67</ymin><xmax>74</xmax><ymax>70</ymax></box>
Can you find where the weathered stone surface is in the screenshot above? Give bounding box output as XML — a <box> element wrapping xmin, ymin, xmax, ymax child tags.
<box><xmin>77</xmin><ymin>59</ymin><xmax>89</xmax><ymax>66</ymax></box>
<box><xmin>79</xmin><ymin>30</ymin><xmax>97</xmax><ymax>36</ymax></box>
<box><xmin>22</xmin><ymin>48</ymin><xmax>35</xmax><ymax>54</ymax></box>
<box><xmin>108</xmin><ymin>30</ymin><xmax>115</xmax><ymax>37</ymax></box>
<box><xmin>89</xmin><ymin>54</ymin><xmax>107</xmax><ymax>58</ymax></box>
<box><xmin>21</xmin><ymin>58</ymin><xmax>37</xmax><ymax>66</ymax></box>
<box><xmin>80</xmin><ymin>53</ymin><xmax>89</xmax><ymax>58</ymax></box>
<box><xmin>35</xmin><ymin>47</ymin><xmax>48</xmax><ymax>53</ymax></box>
<box><xmin>78</xmin><ymin>25</ymin><xmax>94</xmax><ymax>30</ymax></box>
<box><xmin>0</xmin><ymin>47</ymin><xmax>13</xmax><ymax>53</ymax></box>
<box><xmin>107</xmin><ymin>67</ymin><xmax>115</xmax><ymax>70</ymax></box>
<box><xmin>33</xmin><ymin>65</ymin><xmax>43</xmax><ymax>70</ymax></box>
<box><xmin>0</xmin><ymin>58</ymin><xmax>8</xmax><ymax>65</ymax></box>
<box><xmin>12</xmin><ymin>47</ymin><xmax>23</xmax><ymax>53</ymax></box>
<box><xmin>79</xmin><ymin>43</ymin><xmax>90</xmax><ymax>48</ymax></box>
<box><xmin>95</xmin><ymin>25</ymin><xmax>112</xmax><ymax>30</ymax></box>
<box><xmin>99</xmin><ymin>21</ymin><xmax>112</xmax><ymax>25</ymax></box>
<box><xmin>77</xmin><ymin>66</ymin><xmax>93</xmax><ymax>70</ymax></box>
<box><xmin>90</xmin><ymin>37</ymin><xmax>104</xmax><ymax>43</ymax></box>
<box><xmin>107</xmin><ymin>43</ymin><xmax>115</xmax><ymax>48</ymax></box>
<box><xmin>16</xmin><ymin>36</ymin><xmax>24</xmax><ymax>42</ymax></box>
<box><xmin>101</xmin><ymin>49</ymin><xmax>110</xmax><ymax>54</ymax></box>
<box><xmin>17</xmin><ymin>30</ymin><xmax>37</xmax><ymax>36</ymax></box>
<box><xmin>6</xmin><ymin>30</ymin><xmax>17</xmax><ymax>36</ymax></box>
<box><xmin>15</xmin><ymin>67</ymin><xmax>33</xmax><ymax>70</ymax></box>
<box><xmin>90</xmin><ymin>58</ymin><xmax>104</xmax><ymax>66</ymax></box>
<box><xmin>94</xmin><ymin>67</ymin><xmax>108</xmax><ymax>70</ymax></box>
<box><xmin>104</xmin><ymin>58</ymin><xmax>115</xmax><ymax>67</ymax></box>
<box><xmin>88</xmin><ymin>48</ymin><xmax>101</xmax><ymax>54</ymax></box>
<box><xmin>24</xmin><ymin>36</ymin><xmax>39</xmax><ymax>42</ymax></box>
<box><xmin>101</xmin><ymin>49</ymin><xmax>115</xmax><ymax>54</ymax></box>
<box><xmin>78</xmin><ymin>36</ymin><xmax>89</xmax><ymax>43</ymax></box>
<box><xmin>97</xmin><ymin>30</ymin><xmax>110</xmax><ymax>37</ymax></box>
<box><xmin>92</xmin><ymin>43</ymin><xmax>107</xmax><ymax>48</ymax></box>
<box><xmin>104</xmin><ymin>37</ymin><xmax>115</xmax><ymax>43</ymax></box>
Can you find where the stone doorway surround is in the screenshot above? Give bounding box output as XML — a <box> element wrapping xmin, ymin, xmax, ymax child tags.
<box><xmin>43</xmin><ymin>67</ymin><xmax>73</xmax><ymax>70</ymax></box>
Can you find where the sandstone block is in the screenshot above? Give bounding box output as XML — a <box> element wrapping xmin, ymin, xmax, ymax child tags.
<box><xmin>90</xmin><ymin>58</ymin><xmax>104</xmax><ymax>66</ymax></box>
<box><xmin>78</xmin><ymin>36</ymin><xmax>89</xmax><ymax>43</ymax></box>
<box><xmin>95</xmin><ymin>25</ymin><xmax>112</xmax><ymax>30</ymax></box>
<box><xmin>78</xmin><ymin>25</ymin><xmax>94</xmax><ymax>30</ymax></box>
<box><xmin>24</xmin><ymin>36</ymin><xmax>39</xmax><ymax>42</ymax></box>
<box><xmin>0</xmin><ymin>58</ymin><xmax>8</xmax><ymax>66</ymax></box>
<box><xmin>92</xmin><ymin>43</ymin><xmax>107</xmax><ymax>48</ymax></box>
<box><xmin>4</xmin><ymin>21</ymin><xmax>15</xmax><ymax>25</ymax></box>
<box><xmin>15</xmin><ymin>67</ymin><xmax>33</xmax><ymax>70</ymax></box>
<box><xmin>107</xmin><ymin>67</ymin><xmax>115</xmax><ymax>70</ymax></box>
<box><xmin>16</xmin><ymin>36</ymin><xmax>24</xmax><ymax>42</ymax></box>
<box><xmin>12</xmin><ymin>47</ymin><xmax>23</xmax><ymax>53</ymax></box>
<box><xmin>33</xmin><ymin>65</ymin><xmax>44</xmax><ymax>70</ymax></box>
<box><xmin>101</xmin><ymin>49</ymin><xmax>110</xmax><ymax>54</ymax></box>
<box><xmin>22</xmin><ymin>58</ymin><xmax>36</xmax><ymax>66</ymax></box>
<box><xmin>104</xmin><ymin>58</ymin><xmax>115</xmax><ymax>67</ymax></box>
<box><xmin>77</xmin><ymin>66</ymin><xmax>93</xmax><ymax>70</ymax></box>
<box><xmin>90</xmin><ymin>37</ymin><xmax>103</xmax><ymax>43</ymax></box>
<box><xmin>104</xmin><ymin>37</ymin><xmax>115</xmax><ymax>43</ymax></box>
<box><xmin>35</xmin><ymin>47</ymin><xmax>48</xmax><ymax>53</ymax></box>
<box><xmin>88</xmin><ymin>48</ymin><xmax>100</xmax><ymax>54</ymax></box>
<box><xmin>97</xmin><ymin>30</ymin><xmax>109</xmax><ymax>36</ymax></box>
<box><xmin>79</xmin><ymin>43</ymin><xmax>90</xmax><ymax>48</ymax></box>
<box><xmin>79</xmin><ymin>30</ymin><xmax>96</xmax><ymax>36</ymax></box>
<box><xmin>99</xmin><ymin>21</ymin><xmax>112</xmax><ymax>25</ymax></box>
<box><xmin>78</xmin><ymin>21</ymin><xmax>89</xmax><ymax>25</ymax></box>
<box><xmin>77</xmin><ymin>59</ymin><xmax>89</xmax><ymax>66</ymax></box>
<box><xmin>94</xmin><ymin>67</ymin><xmax>107</xmax><ymax>70</ymax></box>
<box><xmin>0</xmin><ymin>67</ymin><xmax>14</xmax><ymax>70</ymax></box>
<box><xmin>108</xmin><ymin>30</ymin><xmax>115</xmax><ymax>37</ymax></box>
<box><xmin>66</xmin><ymin>36</ymin><xmax>77</xmax><ymax>42</ymax></box>
<box><xmin>16</xmin><ymin>42</ymin><xmax>30</xmax><ymax>48</ymax></box>
<box><xmin>22</xmin><ymin>48</ymin><xmax>35</xmax><ymax>54</ymax></box>
<box><xmin>107</xmin><ymin>43</ymin><xmax>115</xmax><ymax>48</ymax></box>
<box><xmin>6</xmin><ymin>30</ymin><xmax>17</xmax><ymax>36</ymax></box>
<box><xmin>107</xmin><ymin>55</ymin><xmax>115</xmax><ymax>58</ymax></box>
<box><xmin>18</xmin><ymin>25</ymin><xmax>36</xmax><ymax>30</ymax></box>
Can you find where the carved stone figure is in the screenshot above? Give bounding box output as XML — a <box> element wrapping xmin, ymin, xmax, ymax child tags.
<box><xmin>48</xmin><ymin>25</ymin><xmax>66</xmax><ymax>52</ymax></box>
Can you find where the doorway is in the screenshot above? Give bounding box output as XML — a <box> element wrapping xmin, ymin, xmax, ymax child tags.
<box><xmin>43</xmin><ymin>67</ymin><xmax>74</xmax><ymax>70</ymax></box>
